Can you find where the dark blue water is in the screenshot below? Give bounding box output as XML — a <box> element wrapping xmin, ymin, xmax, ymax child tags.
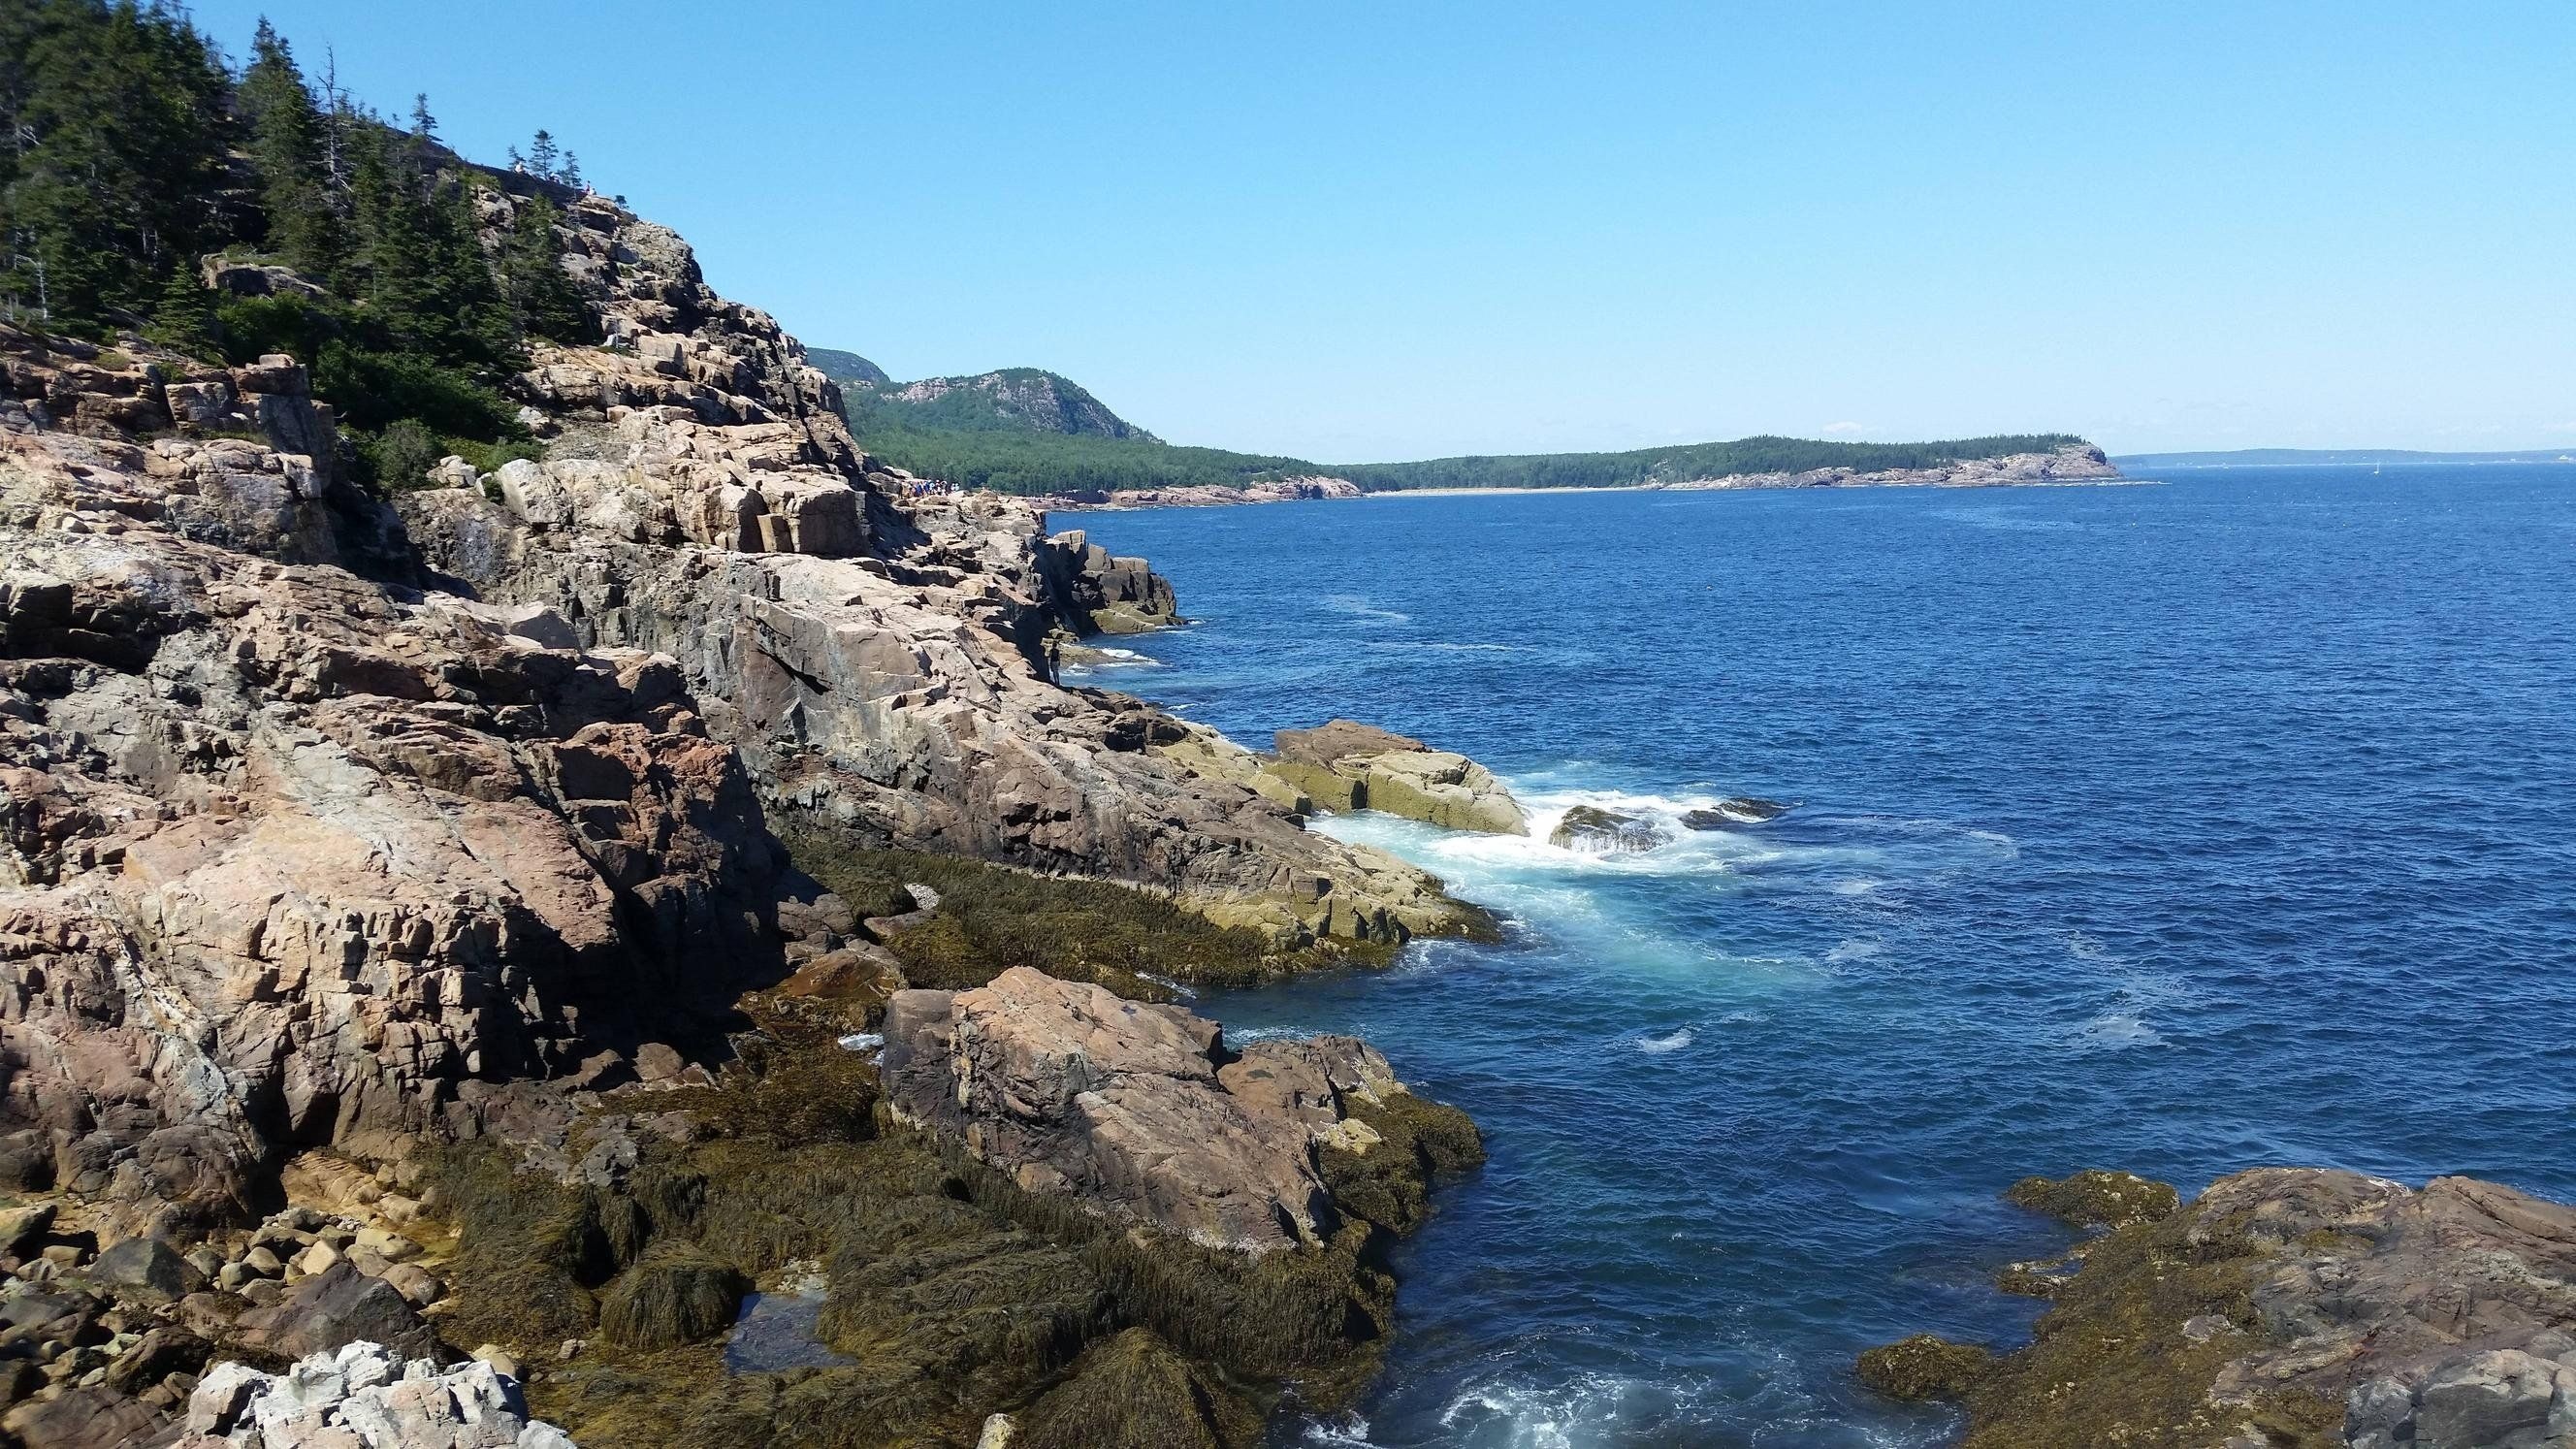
<box><xmin>1068</xmin><ymin>467</ymin><xmax>2576</xmax><ymax>1448</ymax></box>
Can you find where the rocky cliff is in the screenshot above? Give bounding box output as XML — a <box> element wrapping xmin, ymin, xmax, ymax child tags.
<box><xmin>0</xmin><ymin>181</ymin><xmax>1499</xmax><ymax>1444</ymax></box>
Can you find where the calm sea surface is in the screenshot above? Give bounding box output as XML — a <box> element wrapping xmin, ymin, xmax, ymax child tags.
<box><xmin>1068</xmin><ymin>467</ymin><xmax>2576</xmax><ymax>1448</ymax></box>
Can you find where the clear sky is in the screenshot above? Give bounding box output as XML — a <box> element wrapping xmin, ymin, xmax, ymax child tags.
<box><xmin>188</xmin><ymin>1</ymin><xmax>2575</xmax><ymax>461</ymax></box>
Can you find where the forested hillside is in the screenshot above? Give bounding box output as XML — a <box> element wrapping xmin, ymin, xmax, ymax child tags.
<box><xmin>0</xmin><ymin>1</ymin><xmax>594</xmax><ymax>486</ymax></box>
<box><xmin>1334</xmin><ymin>433</ymin><xmax>2093</xmax><ymax>492</ymax></box>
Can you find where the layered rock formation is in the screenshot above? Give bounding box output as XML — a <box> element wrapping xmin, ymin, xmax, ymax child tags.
<box><xmin>882</xmin><ymin>965</ymin><xmax>1446</xmax><ymax>1253</ymax></box>
<box><xmin>1268</xmin><ymin>720</ymin><xmax>1528</xmax><ymax>836</ymax></box>
<box><xmin>1861</xmin><ymin>1168</ymin><xmax>2576</xmax><ymax>1449</ymax></box>
<box><xmin>1035</xmin><ymin>529</ymin><xmax>1176</xmax><ymax>634</ymax></box>
<box><xmin>393</xmin><ymin>191</ymin><xmax>1480</xmax><ymax>951</ymax></box>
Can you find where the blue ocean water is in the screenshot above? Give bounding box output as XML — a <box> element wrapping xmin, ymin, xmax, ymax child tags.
<box><xmin>1066</xmin><ymin>467</ymin><xmax>2576</xmax><ymax>1449</ymax></box>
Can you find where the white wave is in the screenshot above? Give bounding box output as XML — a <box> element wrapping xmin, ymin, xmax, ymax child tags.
<box><xmin>1085</xmin><ymin>646</ymin><xmax>1160</xmax><ymax>666</ymax></box>
<box><xmin>1138</xmin><ymin>972</ymin><xmax>1197</xmax><ymax>1001</ymax></box>
<box><xmin>1824</xmin><ymin>937</ymin><xmax>1884</xmax><ymax>963</ymax></box>
<box><xmin>1635</xmin><ymin>1027</ymin><xmax>1694</xmax><ymax>1054</ymax></box>
<box><xmin>1435</xmin><ymin>1374</ymin><xmax>1641</xmax><ymax>1449</ymax></box>
<box><xmin>1320</xmin><ymin>594</ymin><xmax>1410</xmax><ymax>624</ymax></box>
<box><xmin>2077</xmin><ymin>1012</ymin><xmax>2165</xmax><ymax>1049</ymax></box>
<box><xmin>835</xmin><ymin>1032</ymin><xmax>883</xmax><ymax>1052</ymax></box>
<box><xmin>1222</xmin><ymin>1023</ymin><xmax>1309</xmax><ymax>1044</ymax></box>
<box><xmin>1300</xmin><ymin>1413</ymin><xmax>1379</xmax><ymax>1447</ymax></box>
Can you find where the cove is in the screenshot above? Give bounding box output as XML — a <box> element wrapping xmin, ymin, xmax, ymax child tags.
<box><xmin>1067</xmin><ymin>466</ymin><xmax>2576</xmax><ymax>1447</ymax></box>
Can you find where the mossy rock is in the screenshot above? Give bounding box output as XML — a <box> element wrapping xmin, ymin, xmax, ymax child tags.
<box><xmin>1318</xmin><ymin>1092</ymin><xmax>1486</xmax><ymax>1235</ymax></box>
<box><xmin>1942</xmin><ymin>1186</ymin><xmax>2341</xmax><ymax>1449</ymax></box>
<box><xmin>599</xmin><ymin>1249</ymin><xmax>749</xmax><ymax>1349</ymax></box>
<box><xmin>1015</xmin><ymin>1328</ymin><xmax>1263</xmax><ymax>1449</ymax></box>
<box><xmin>1854</xmin><ymin>1334</ymin><xmax>1993</xmax><ymax>1401</ymax></box>
<box><xmin>2003</xmin><ymin>1170</ymin><xmax>2178</xmax><ymax>1230</ymax></box>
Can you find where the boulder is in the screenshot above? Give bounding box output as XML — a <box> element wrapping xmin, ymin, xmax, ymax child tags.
<box><xmin>233</xmin><ymin>1261</ymin><xmax>436</xmax><ymax>1361</ymax></box>
<box><xmin>1269</xmin><ymin>720</ymin><xmax>1527</xmax><ymax>835</ymax></box>
<box><xmin>1548</xmin><ymin>804</ymin><xmax>1668</xmax><ymax>854</ymax></box>
<box><xmin>884</xmin><ymin>967</ymin><xmax>1444</xmax><ymax>1252</ymax></box>
<box><xmin>1679</xmin><ymin>797</ymin><xmax>1789</xmax><ymax>829</ymax></box>
<box><xmin>89</xmin><ymin>1236</ymin><xmax>206</xmax><ymax>1304</ymax></box>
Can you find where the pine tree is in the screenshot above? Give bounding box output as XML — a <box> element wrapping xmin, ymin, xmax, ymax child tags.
<box><xmin>559</xmin><ymin>150</ymin><xmax>583</xmax><ymax>191</ymax></box>
<box><xmin>409</xmin><ymin>92</ymin><xmax>436</xmax><ymax>139</ymax></box>
<box><xmin>238</xmin><ymin>18</ymin><xmax>342</xmax><ymax>281</ymax></box>
<box><xmin>499</xmin><ymin>194</ymin><xmax>590</xmax><ymax>345</ymax></box>
<box><xmin>143</xmin><ymin>258</ymin><xmax>216</xmax><ymax>358</ymax></box>
<box><xmin>527</xmin><ymin>129</ymin><xmax>558</xmax><ymax>180</ymax></box>
<box><xmin>0</xmin><ymin>0</ymin><xmax>233</xmax><ymax>325</ymax></box>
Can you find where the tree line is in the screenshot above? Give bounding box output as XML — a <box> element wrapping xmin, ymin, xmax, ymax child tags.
<box><xmin>0</xmin><ymin>0</ymin><xmax>596</xmax><ymax>487</ymax></box>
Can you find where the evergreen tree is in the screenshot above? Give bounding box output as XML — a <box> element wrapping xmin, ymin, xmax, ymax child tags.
<box><xmin>0</xmin><ymin>0</ymin><xmax>232</xmax><ymax>325</ymax></box>
<box><xmin>499</xmin><ymin>193</ymin><xmax>589</xmax><ymax>345</ymax></box>
<box><xmin>527</xmin><ymin>129</ymin><xmax>558</xmax><ymax>179</ymax></box>
<box><xmin>408</xmin><ymin>92</ymin><xmax>435</xmax><ymax>139</ymax></box>
<box><xmin>142</xmin><ymin>257</ymin><xmax>215</xmax><ymax>358</ymax></box>
<box><xmin>558</xmin><ymin>150</ymin><xmax>583</xmax><ymax>190</ymax></box>
<box><xmin>237</xmin><ymin>17</ymin><xmax>340</xmax><ymax>279</ymax></box>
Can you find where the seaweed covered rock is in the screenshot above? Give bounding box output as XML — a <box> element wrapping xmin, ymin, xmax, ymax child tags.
<box><xmin>598</xmin><ymin>1249</ymin><xmax>748</xmax><ymax>1348</ymax></box>
<box><xmin>1854</xmin><ymin>1334</ymin><xmax>1994</xmax><ymax>1401</ymax></box>
<box><xmin>1862</xmin><ymin>1168</ymin><xmax>2576</xmax><ymax>1448</ymax></box>
<box><xmin>429</xmin><ymin>999</ymin><xmax>1473</xmax><ymax>1449</ymax></box>
<box><xmin>1014</xmin><ymin>1328</ymin><xmax>1262</xmax><ymax>1449</ymax></box>
<box><xmin>1269</xmin><ymin>720</ymin><xmax>1528</xmax><ymax>835</ymax></box>
<box><xmin>2003</xmin><ymin>1169</ymin><xmax>2179</xmax><ymax>1230</ymax></box>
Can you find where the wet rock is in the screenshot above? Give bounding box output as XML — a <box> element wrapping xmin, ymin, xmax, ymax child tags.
<box><xmin>1548</xmin><ymin>804</ymin><xmax>1668</xmax><ymax>853</ymax></box>
<box><xmin>1679</xmin><ymin>796</ymin><xmax>1789</xmax><ymax>828</ymax></box>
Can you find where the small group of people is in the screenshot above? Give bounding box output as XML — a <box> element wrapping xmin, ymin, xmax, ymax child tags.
<box><xmin>905</xmin><ymin>479</ymin><xmax>961</xmax><ymax>499</ymax></box>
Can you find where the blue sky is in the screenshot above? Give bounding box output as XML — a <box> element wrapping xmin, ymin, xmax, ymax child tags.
<box><xmin>189</xmin><ymin>2</ymin><xmax>2574</xmax><ymax>460</ymax></box>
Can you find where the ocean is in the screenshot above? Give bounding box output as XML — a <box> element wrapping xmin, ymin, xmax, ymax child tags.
<box><xmin>1065</xmin><ymin>466</ymin><xmax>2576</xmax><ymax>1448</ymax></box>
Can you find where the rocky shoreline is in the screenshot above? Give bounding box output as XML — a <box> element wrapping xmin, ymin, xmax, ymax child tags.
<box><xmin>1038</xmin><ymin>445</ymin><xmax>2122</xmax><ymax>510</ymax></box>
<box><xmin>0</xmin><ymin>182</ymin><xmax>1502</xmax><ymax>1445</ymax></box>
<box><xmin>1860</xmin><ymin>1169</ymin><xmax>2576</xmax><ymax>1448</ymax></box>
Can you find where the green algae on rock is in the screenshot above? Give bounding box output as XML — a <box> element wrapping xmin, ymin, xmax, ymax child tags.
<box><xmin>1852</xmin><ymin>1334</ymin><xmax>1995</xmax><ymax>1401</ymax></box>
<box><xmin>2001</xmin><ymin>1169</ymin><xmax>2180</xmax><ymax>1230</ymax></box>
<box><xmin>1858</xmin><ymin>1168</ymin><xmax>2576</xmax><ymax>1449</ymax></box>
<box><xmin>427</xmin><ymin>978</ymin><xmax>1477</xmax><ymax>1448</ymax></box>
